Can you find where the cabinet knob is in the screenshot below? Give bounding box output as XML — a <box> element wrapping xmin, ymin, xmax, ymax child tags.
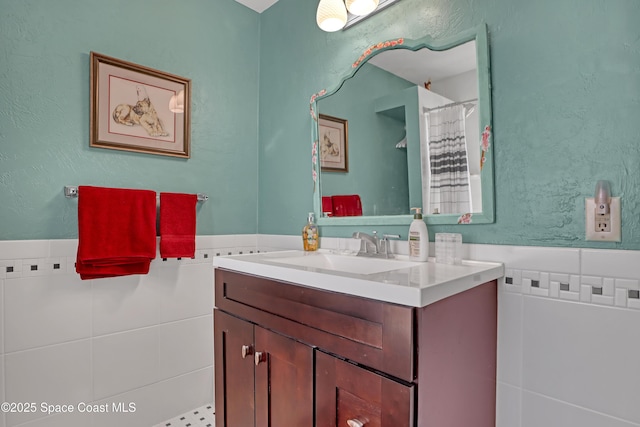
<box><xmin>241</xmin><ymin>345</ymin><xmax>252</xmax><ymax>359</ymax></box>
<box><xmin>347</xmin><ymin>420</ymin><xmax>365</xmax><ymax>427</ymax></box>
<box><xmin>254</xmin><ymin>351</ymin><xmax>265</xmax><ymax>366</ymax></box>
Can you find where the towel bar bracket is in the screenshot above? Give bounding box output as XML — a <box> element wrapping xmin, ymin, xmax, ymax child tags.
<box><xmin>64</xmin><ymin>186</ymin><xmax>79</xmax><ymax>198</ymax></box>
<box><xmin>64</xmin><ymin>186</ymin><xmax>208</xmax><ymax>202</ymax></box>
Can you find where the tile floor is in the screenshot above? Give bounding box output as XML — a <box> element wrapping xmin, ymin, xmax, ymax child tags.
<box><xmin>154</xmin><ymin>404</ymin><xmax>215</xmax><ymax>427</ymax></box>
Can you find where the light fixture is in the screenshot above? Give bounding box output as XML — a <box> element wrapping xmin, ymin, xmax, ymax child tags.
<box><xmin>345</xmin><ymin>0</ymin><xmax>379</xmax><ymax>16</ymax></box>
<box><xmin>169</xmin><ymin>90</ymin><xmax>184</xmax><ymax>114</ymax></box>
<box><xmin>316</xmin><ymin>0</ymin><xmax>348</xmax><ymax>32</ymax></box>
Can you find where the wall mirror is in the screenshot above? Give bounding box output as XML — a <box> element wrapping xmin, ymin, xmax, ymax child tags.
<box><xmin>310</xmin><ymin>24</ymin><xmax>493</xmax><ymax>226</ymax></box>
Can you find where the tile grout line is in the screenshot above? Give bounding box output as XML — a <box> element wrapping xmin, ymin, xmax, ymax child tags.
<box><xmin>523</xmin><ymin>389</ymin><xmax>640</xmax><ymax>426</ymax></box>
<box><xmin>518</xmin><ymin>277</ymin><xmax>524</xmax><ymax>427</ymax></box>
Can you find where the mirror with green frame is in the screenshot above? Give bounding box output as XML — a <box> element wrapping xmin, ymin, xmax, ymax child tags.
<box><xmin>311</xmin><ymin>25</ymin><xmax>493</xmax><ymax>226</ymax></box>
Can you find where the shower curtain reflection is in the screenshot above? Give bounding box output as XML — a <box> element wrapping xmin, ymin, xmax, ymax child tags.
<box><xmin>422</xmin><ymin>104</ymin><xmax>472</xmax><ymax>214</ymax></box>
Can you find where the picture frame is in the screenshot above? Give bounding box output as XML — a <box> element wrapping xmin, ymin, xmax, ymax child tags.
<box><xmin>90</xmin><ymin>52</ymin><xmax>191</xmax><ymax>158</ymax></box>
<box><xmin>318</xmin><ymin>114</ymin><xmax>349</xmax><ymax>172</ymax></box>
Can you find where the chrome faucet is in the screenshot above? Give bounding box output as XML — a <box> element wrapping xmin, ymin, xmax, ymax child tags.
<box><xmin>352</xmin><ymin>231</ymin><xmax>401</xmax><ymax>259</ymax></box>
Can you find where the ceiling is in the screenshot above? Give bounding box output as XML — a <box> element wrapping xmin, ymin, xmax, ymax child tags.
<box><xmin>233</xmin><ymin>0</ymin><xmax>475</xmax><ymax>82</ymax></box>
<box><xmin>234</xmin><ymin>0</ymin><xmax>279</xmax><ymax>13</ymax></box>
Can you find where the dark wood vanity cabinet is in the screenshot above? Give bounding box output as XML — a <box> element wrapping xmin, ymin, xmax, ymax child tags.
<box><xmin>214</xmin><ymin>310</ymin><xmax>314</xmax><ymax>427</ymax></box>
<box><xmin>214</xmin><ymin>268</ymin><xmax>497</xmax><ymax>427</ymax></box>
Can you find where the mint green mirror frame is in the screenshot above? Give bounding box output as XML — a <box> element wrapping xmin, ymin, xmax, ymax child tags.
<box><xmin>310</xmin><ymin>24</ymin><xmax>493</xmax><ymax>226</ymax></box>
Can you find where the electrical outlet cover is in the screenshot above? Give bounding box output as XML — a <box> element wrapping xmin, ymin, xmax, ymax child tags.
<box><xmin>585</xmin><ymin>197</ymin><xmax>621</xmax><ymax>242</ymax></box>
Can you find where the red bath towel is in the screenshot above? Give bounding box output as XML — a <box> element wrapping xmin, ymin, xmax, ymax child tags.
<box><xmin>331</xmin><ymin>194</ymin><xmax>363</xmax><ymax>217</ymax></box>
<box><xmin>76</xmin><ymin>186</ymin><xmax>157</xmax><ymax>280</ymax></box>
<box><xmin>160</xmin><ymin>192</ymin><xmax>197</xmax><ymax>258</ymax></box>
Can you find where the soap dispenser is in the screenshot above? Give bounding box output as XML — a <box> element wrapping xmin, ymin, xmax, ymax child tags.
<box><xmin>302</xmin><ymin>212</ymin><xmax>319</xmax><ymax>251</ymax></box>
<box><xmin>408</xmin><ymin>208</ymin><xmax>428</xmax><ymax>261</ymax></box>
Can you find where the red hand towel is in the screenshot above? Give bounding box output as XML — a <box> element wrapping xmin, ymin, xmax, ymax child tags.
<box><xmin>76</xmin><ymin>186</ymin><xmax>157</xmax><ymax>280</ymax></box>
<box><xmin>322</xmin><ymin>196</ymin><xmax>333</xmax><ymax>216</ymax></box>
<box><xmin>331</xmin><ymin>195</ymin><xmax>363</xmax><ymax>217</ymax></box>
<box><xmin>160</xmin><ymin>192</ymin><xmax>197</xmax><ymax>258</ymax></box>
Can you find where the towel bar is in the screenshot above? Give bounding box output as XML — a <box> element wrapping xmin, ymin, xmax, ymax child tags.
<box><xmin>64</xmin><ymin>186</ymin><xmax>208</xmax><ymax>202</ymax></box>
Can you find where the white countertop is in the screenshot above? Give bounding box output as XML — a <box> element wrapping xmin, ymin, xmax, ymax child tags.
<box><xmin>213</xmin><ymin>250</ymin><xmax>504</xmax><ymax>307</ymax></box>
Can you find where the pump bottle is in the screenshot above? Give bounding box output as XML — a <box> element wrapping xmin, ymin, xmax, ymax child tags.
<box><xmin>302</xmin><ymin>212</ymin><xmax>319</xmax><ymax>251</ymax></box>
<box><xmin>408</xmin><ymin>208</ymin><xmax>428</xmax><ymax>261</ymax></box>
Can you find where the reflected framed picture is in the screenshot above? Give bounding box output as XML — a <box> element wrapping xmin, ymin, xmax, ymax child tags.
<box><xmin>90</xmin><ymin>52</ymin><xmax>191</xmax><ymax>158</ymax></box>
<box><xmin>318</xmin><ymin>114</ymin><xmax>349</xmax><ymax>172</ymax></box>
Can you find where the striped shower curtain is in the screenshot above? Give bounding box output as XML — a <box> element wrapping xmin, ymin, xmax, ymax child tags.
<box><xmin>422</xmin><ymin>104</ymin><xmax>472</xmax><ymax>214</ymax></box>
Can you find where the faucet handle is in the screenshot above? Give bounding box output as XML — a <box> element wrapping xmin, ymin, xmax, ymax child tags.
<box><xmin>380</xmin><ymin>234</ymin><xmax>401</xmax><ymax>258</ymax></box>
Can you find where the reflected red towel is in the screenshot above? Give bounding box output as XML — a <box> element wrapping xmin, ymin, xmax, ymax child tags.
<box><xmin>331</xmin><ymin>195</ymin><xmax>363</xmax><ymax>217</ymax></box>
<box><xmin>322</xmin><ymin>196</ymin><xmax>333</xmax><ymax>216</ymax></box>
<box><xmin>160</xmin><ymin>192</ymin><xmax>197</xmax><ymax>258</ymax></box>
<box><xmin>76</xmin><ymin>186</ymin><xmax>157</xmax><ymax>280</ymax></box>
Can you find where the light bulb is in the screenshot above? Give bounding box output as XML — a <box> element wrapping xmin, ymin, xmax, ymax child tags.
<box><xmin>345</xmin><ymin>0</ymin><xmax>379</xmax><ymax>16</ymax></box>
<box><xmin>316</xmin><ymin>0</ymin><xmax>347</xmax><ymax>32</ymax></box>
<box><xmin>169</xmin><ymin>90</ymin><xmax>184</xmax><ymax>113</ymax></box>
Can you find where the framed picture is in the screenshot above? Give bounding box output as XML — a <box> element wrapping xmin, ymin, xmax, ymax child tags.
<box><xmin>90</xmin><ymin>52</ymin><xmax>191</xmax><ymax>158</ymax></box>
<box><xmin>318</xmin><ymin>114</ymin><xmax>349</xmax><ymax>172</ymax></box>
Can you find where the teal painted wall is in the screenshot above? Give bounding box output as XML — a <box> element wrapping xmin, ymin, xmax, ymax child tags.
<box><xmin>0</xmin><ymin>0</ymin><xmax>260</xmax><ymax>240</ymax></box>
<box><xmin>318</xmin><ymin>63</ymin><xmax>413</xmax><ymax>216</ymax></box>
<box><xmin>258</xmin><ymin>0</ymin><xmax>640</xmax><ymax>249</ymax></box>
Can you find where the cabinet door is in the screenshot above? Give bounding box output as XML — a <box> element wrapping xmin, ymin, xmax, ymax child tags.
<box><xmin>254</xmin><ymin>326</ymin><xmax>314</xmax><ymax>427</ymax></box>
<box><xmin>316</xmin><ymin>351</ymin><xmax>414</xmax><ymax>427</ymax></box>
<box><xmin>214</xmin><ymin>310</ymin><xmax>256</xmax><ymax>427</ymax></box>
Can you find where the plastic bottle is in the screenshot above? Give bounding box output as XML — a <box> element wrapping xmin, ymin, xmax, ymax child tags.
<box><xmin>302</xmin><ymin>212</ymin><xmax>319</xmax><ymax>251</ymax></box>
<box><xmin>408</xmin><ymin>207</ymin><xmax>428</xmax><ymax>261</ymax></box>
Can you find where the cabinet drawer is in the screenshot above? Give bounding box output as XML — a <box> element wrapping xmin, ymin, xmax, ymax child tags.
<box><xmin>316</xmin><ymin>350</ymin><xmax>414</xmax><ymax>427</ymax></box>
<box><xmin>215</xmin><ymin>268</ymin><xmax>415</xmax><ymax>382</ymax></box>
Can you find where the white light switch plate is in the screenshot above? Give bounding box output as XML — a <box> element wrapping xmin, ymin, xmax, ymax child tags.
<box><xmin>585</xmin><ymin>197</ymin><xmax>621</xmax><ymax>242</ymax></box>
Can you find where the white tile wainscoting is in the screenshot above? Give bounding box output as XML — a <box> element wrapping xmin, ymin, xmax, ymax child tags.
<box><xmin>0</xmin><ymin>235</ymin><xmax>263</xmax><ymax>427</ymax></box>
<box><xmin>1</xmin><ymin>235</ymin><xmax>640</xmax><ymax>426</ymax></box>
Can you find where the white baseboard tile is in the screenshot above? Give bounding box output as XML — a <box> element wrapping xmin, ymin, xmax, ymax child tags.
<box><xmin>497</xmin><ymin>382</ymin><xmax>522</xmax><ymax>427</ymax></box>
<box><xmin>522</xmin><ymin>391</ymin><xmax>640</xmax><ymax>427</ymax></box>
<box><xmin>92</xmin><ymin>367</ymin><xmax>213</xmax><ymax>427</ymax></box>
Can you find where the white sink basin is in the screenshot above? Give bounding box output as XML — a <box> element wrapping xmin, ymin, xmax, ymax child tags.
<box><xmin>266</xmin><ymin>253</ymin><xmax>420</xmax><ymax>275</ymax></box>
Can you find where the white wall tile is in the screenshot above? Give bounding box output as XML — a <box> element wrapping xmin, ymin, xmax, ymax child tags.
<box><xmin>92</xmin><ymin>367</ymin><xmax>212</xmax><ymax>427</ymax></box>
<box><xmin>498</xmin><ymin>291</ymin><xmax>523</xmax><ymax>387</ymax></box>
<box><xmin>11</xmin><ymin>411</ymin><xmax>92</xmax><ymax>427</ymax></box>
<box><xmin>580</xmin><ymin>285</ymin><xmax>591</xmax><ymax>303</ymax></box>
<box><xmin>0</xmin><ymin>241</ymin><xmax>49</xmax><ymax>260</ymax></box>
<box><xmin>4</xmin><ymin>340</ymin><xmax>92</xmax><ymax>426</ymax></box>
<box><xmin>0</xmin><ymin>279</ymin><xmax>3</xmax><ymax>356</ymax></box>
<box><xmin>93</xmin><ymin>327</ymin><xmax>160</xmax><ymax>400</ymax></box>
<box><xmin>523</xmin><ymin>297</ymin><xmax>640</xmax><ymax>424</ymax></box>
<box><xmin>0</xmin><ymin>355</ymin><xmax>4</xmax><ymax>427</ymax></box>
<box><xmin>92</xmin><ymin>274</ymin><xmax>160</xmax><ymax>336</ymax></box>
<box><xmin>615</xmin><ymin>288</ymin><xmax>628</xmax><ymax>307</ymax></box>
<box><xmin>522</xmin><ymin>391</ymin><xmax>639</xmax><ymax>427</ymax></box>
<box><xmin>4</xmin><ymin>275</ymin><xmax>92</xmax><ymax>352</ymax></box>
<box><xmin>582</xmin><ymin>249</ymin><xmax>640</xmax><ymax>280</ymax></box>
<box><xmin>209</xmin><ymin>234</ymin><xmax>257</xmax><ymax>249</ymax></box>
<box><xmin>157</xmin><ymin>264</ymin><xmax>213</xmax><ymax>323</ymax></box>
<box><xmin>48</xmin><ymin>239</ymin><xmax>78</xmax><ymax>258</ymax></box>
<box><xmin>257</xmin><ymin>234</ymin><xmax>301</xmax><ymax>250</ymax></box>
<box><xmin>159</xmin><ymin>315</ymin><xmax>213</xmax><ymax>380</ymax></box>
<box><xmin>496</xmin><ymin>382</ymin><xmax>521</xmax><ymax>427</ymax></box>
<box><xmin>467</xmin><ymin>244</ymin><xmax>580</xmax><ymax>274</ymax></box>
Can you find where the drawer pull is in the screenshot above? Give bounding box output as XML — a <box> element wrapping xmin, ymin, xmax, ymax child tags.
<box><xmin>241</xmin><ymin>345</ymin><xmax>253</xmax><ymax>359</ymax></box>
<box><xmin>347</xmin><ymin>419</ymin><xmax>365</xmax><ymax>427</ymax></box>
<box><xmin>255</xmin><ymin>351</ymin><xmax>265</xmax><ymax>366</ymax></box>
